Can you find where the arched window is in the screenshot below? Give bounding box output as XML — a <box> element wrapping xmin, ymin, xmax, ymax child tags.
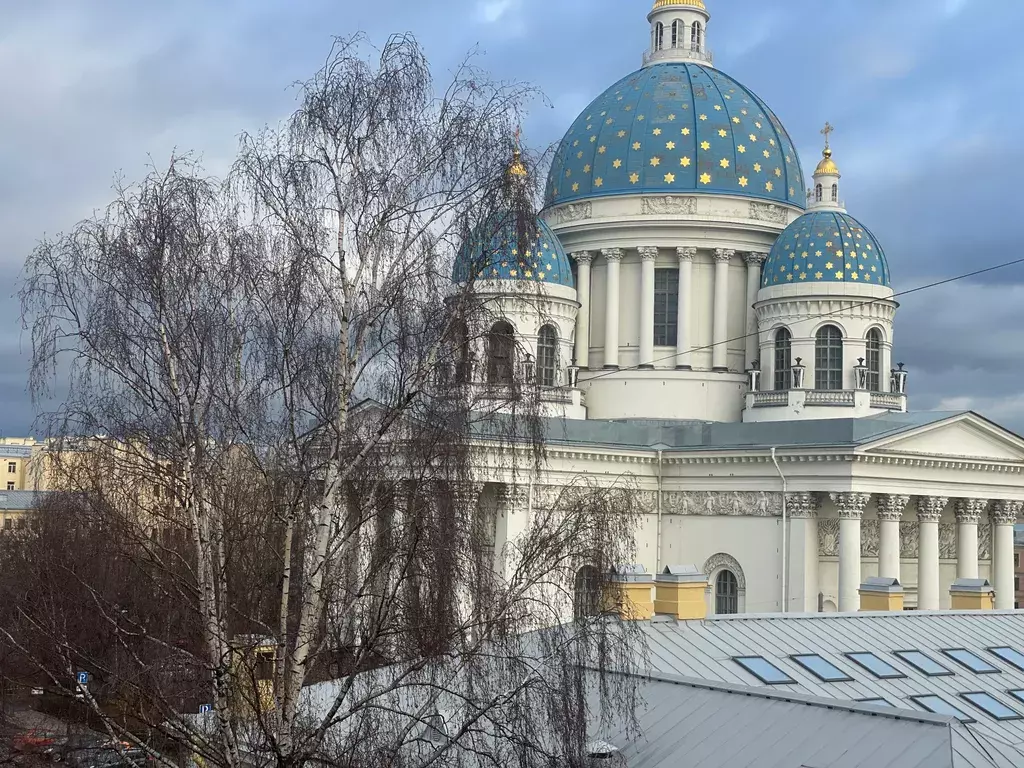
<box><xmin>715</xmin><ymin>570</ymin><xmax>738</xmax><ymax>615</ymax></box>
<box><xmin>654</xmin><ymin>22</ymin><xmax>664</xmax><ymax>51</ymax></box>
<box><xmin>774</xmin><ymin>328</ymin><xmax>792</xmax><ymax>390</ymax></box>
<box><xmin>671</xmin><ymin>20</ymin><xmax>681</xmax><ymax>47</ymax></box>
<box><xmin>537</xmin><ymin>325</ymin><xmax>558</xmax><ymax>387</ymax></box>
<box><xmin>866</xmin><ymin>329</ymin><xmax>882</xmax><ymax>392</ymax></box>
<box><xmin>831</xmin><ymin>184</ymin><xmax>839</xmax><ymax>202</ymax></box>
<box><xmin>487</xmin><ymin>321</ymin><xmax>515</xmax><ymax>386</ymax></box>
<box><xmin>691</xmin><ymin>21</ymin><xmax>703</xmax><ymax>51</ymax></box>
<box><xmin>815</xmin><ymin>325</ymin><xmax>844</xmax><ymax>390</ymax></box>
<box><xmin>815</xmin><ymin>184</ymin><xmax>823</xmax><ymax>202</ymax></box>
<box><xmin>574</xmin><ymin>565</ymin><xmax>601</xmax><ymax>619</ymax></box>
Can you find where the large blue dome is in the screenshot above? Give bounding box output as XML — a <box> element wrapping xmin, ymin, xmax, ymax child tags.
<box><xmin>545</xmin><ymin>63</ymin><xmax>805</xmax><ymax>208</ymax></box>
<box><xmin>453</xmin><ymin>213</ymin><xmax>574</xmax><ymax>287</ymax></box>
<box><xmin>762</xmin><ymin>210</ymin><xmax>890</xmax><ymax>288</ymax></box>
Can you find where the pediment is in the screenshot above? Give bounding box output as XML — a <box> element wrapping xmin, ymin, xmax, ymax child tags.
<box><xmin>861</xmin><ymin>413</ymin><xmax>1024</xmax><ymax>462</ymax></box>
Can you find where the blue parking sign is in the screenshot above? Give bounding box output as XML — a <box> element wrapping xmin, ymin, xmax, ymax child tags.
<box><xmin>76</xmin><ymin>671</ymin><xmax>89</xmax><ymax>685</ymax></box>
<box><xmin>199</xmin><ymin>704</ymin><xmax>212</xmax><ymax>714</ymax></box>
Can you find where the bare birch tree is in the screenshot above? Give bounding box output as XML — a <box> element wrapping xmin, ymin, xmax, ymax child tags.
<box><xmin>7</xmin><ymin>34</ymin><xmax>644</xmax><ymax>768</ymax></box>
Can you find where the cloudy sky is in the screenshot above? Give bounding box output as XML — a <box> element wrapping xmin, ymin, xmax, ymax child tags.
<box><xmin>1</xmin><ymin>0</ymin><xmax>1021</xmax><ymax>435</ymax></box>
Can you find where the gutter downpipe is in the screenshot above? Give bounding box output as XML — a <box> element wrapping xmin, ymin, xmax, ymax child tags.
<box><xmin>656</xmin><ymin>449</ymin><xmax>663</xmax><ymax>573</ymax></box>
<box><xmin>770</xmin><ymin>447</ymin><xmax>787</xmax><ymax>613</ymax></box>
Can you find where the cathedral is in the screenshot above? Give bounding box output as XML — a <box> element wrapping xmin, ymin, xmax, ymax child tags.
<box><xmin>454</xmin><ymin>0</ymin><xmax>1024</xmax><ymax>614</ymax></box>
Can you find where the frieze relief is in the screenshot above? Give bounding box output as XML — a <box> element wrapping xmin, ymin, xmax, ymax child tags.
<box><xmin>899</xmin><ymin>521</ymin><xmax>919</xmax><ymax>558</ymax></box>
<box><xmin>818</xmin><ymin>519</ymin><xmax>839</xmax><ymax>557</ymax></box>
<box><xmin>641</xmin><ymin>196</ymin><xmax>698</xmax><ymax>216</ymax></box>
<box><xmin>749</xmin><ymin>201</ymin><xmax>788</xmax><ymax>224</ymax></box>
<box><xmin>939</xmin><ymin>524</ymin><xmax>957</xmax><ymax>560</ymax></box>
<box><xmin>551</xmin><ymin>202</ymin><xmax>592</xmax><ymax>224</ymax></box>
<box><xmin>979</xmin><ymin>523</ymin><xmax>992</xmax><ymax>560</ymax></box>
<box><xmin>664</xmin><ymin>491</ymin><xmax>782</xmax><ymax>517</ymax></box>
<box><xmin>860</xmin><ymin>520</ymin><xmax>879</xmax><ymax>557</ymax></box>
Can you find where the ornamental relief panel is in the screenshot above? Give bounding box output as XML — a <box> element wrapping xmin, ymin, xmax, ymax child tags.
<box><xmin>664</xmin><ymin>491</ymin><xmax>782</xmax><ymax>518</ymax></box>
<box><xmin>749</xmin><ymin>201</ymin><xmax>788</xmax><ymax>224</ymax></box>
<box><xmin>817</xmin><ymin>519</ymin><xmax>989</xmax><ymax>559</ymax></box>
<box><xmin>860</xmin><ymin>520</ymin><xmax>879</xmax><ymax>557</ymax></box>
<box><xmin>899</xmin><ymin>521</ymin><xmax>919</xmax><ymax>558</ymax></box>
<box><xmin>979</xmin><ymin>524</ymin><xmax>992</xmax><ymax>560</ymax></box>
<box><xmin>818</xmin><ymin>519</ymin><xmax>839</xmax><ymax>557</ymax></box>
<box><xmin>939</xmin><ymin>524</ymin><xmax>957</xmax><ymax>560</ymax></box>
<box><xmin>641</xmin><ymin>196</ymin><xmax>698</xmax><ymax>216</ymax></box>
<box><xmin>551</xmin><ymin>202</ymin><xmax>592</xmax><ymax>224</ymax></box>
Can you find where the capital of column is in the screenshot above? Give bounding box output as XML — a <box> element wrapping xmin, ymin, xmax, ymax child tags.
<box><xmin>602</xmin><ymin>248</ymin><xmax>624</xmax><ymax>263</ymax></box>
<box><xmin>677</xmin><ymin>246</ymin><xmax>697</xmax><ymax>263</ymax></box>
<box><xmin>876</xmin><ymin>494</ymin><xmax>909</xmax><ymax>522</ymax></box>
<box><xmin>571</xmin><ymin>251</ymin><xmax>594</xmax><ymax>266</ymax></box>
<box><xmin>954</xmin><ymin>498</ymin><xmax>988</xmax><ymax>525</ymax></box>
<box><xmin>638</xmin><ymin>246</ymin><xmax>658</xmax><ymax>262</ymax></box>
<box><xmin>786</xmin><ymin>491</ymin><xmax>818</xmax><ymax>519</ymax></box>
<box><xmin>713</xmin><ymin>248</ymin><xmax>735</xmax><ymax>263</ymax></box>
<box><xmin>831</xmin><ymin>492</ymin><xmax>870</xmax><ymax>520</ymax></box>
<box><xmin>916</xmin><ymin>496</ymin><xmax>948</xmax><ymax>523</ymax></box>
<box><xmin>991</xmin><ymin>499</ymin><xmax>1023</xmax><ymax>526</ymax></box>
<box><xmin>744</xmin><ymin>251</ymin><xmax>768</xmax><ymax>266</ymax></box>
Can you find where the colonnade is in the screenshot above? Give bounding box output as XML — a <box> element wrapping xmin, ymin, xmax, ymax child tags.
<box><xmin>830</xmin><ymin>492</ymin><xmax>1021</xmax><ymax>611</ymax></box>
<box><xmin>571</xmin><ymin>248</ymin><xmax>767</xmax><ymax>371</ymax></box>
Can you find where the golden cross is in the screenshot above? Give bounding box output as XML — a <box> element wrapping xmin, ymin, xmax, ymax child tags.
<box><xmin>513</xmin><ymin>125</ymin><xmax>522</xmax><ymax>149</ymax></box>
<box><xmin>821</xmin><ymin>121</ymin><xmax>835</xmax><ymax>150</ymax></box>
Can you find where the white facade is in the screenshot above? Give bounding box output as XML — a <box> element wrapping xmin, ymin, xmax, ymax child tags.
<box><xmin>464</xmin><ymin>0</ymin><xmax>1024</xmax><ymax>616</ymax></box>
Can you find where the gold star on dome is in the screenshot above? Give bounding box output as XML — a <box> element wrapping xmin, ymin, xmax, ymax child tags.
<box><xmin>700</xmin><ymin>172</ymin><xmax>712</xmax><ymax>184</ymax></box>
<box><xmin>632</xmin><ymin>141</ymin><xmax>642</xmax><ymax>150</ymax></box>
<box><xmin>714</xmin><ymin>105</ymin><xmax>723</xmax><ymax>111</ymax></box>
<box><xmin>774</xmin><ymin>168</ymin><xmax>782</xmax><ymax>177</ymax></box>
<box><xmin>572</xmin><ymin>182</ymin><xmax>579</xmax><ymax>192</ymax></box>
<box><xmin>749</xmin><ymin>134</ymin><xmax>757</xmax><ymax>142</ymax></box>
<box><xmin>637</xmin><ymin>114</ymin><xmax>645</xmax><ymax>121</ymax></box>
<box><xmin>613</xmin><ymin>158</ymin><xmax>623</xmax><ymax>169</ymax></box>
<box><xmin>765</xmin><ymin>181</ymin><xmax>774</xmax><ymax>192</ymax></box>
<box><xmin>863</xmin><ymin>274</ymin><xmax>871</xmax><ymax>281</ymax></box>
<box><xmin>537</xmin><ymin>271</ymin><xmax>546</xmax><ymax>279</ymax></box>
<box><xmin>732</xmin><ymin>117</ymin><xmax>741</xmax><ymax>124</ymax></box>
<box><xmin>664</xmin><ymin>172</ymin><xmax>676</xmax><ymax>183</ymax></box>
<box><xmin>825</xmin><ymin>241</ymin><xmax>833</xmax><ymax>247</ymax></box>
<box><xmin>755</xmin><ymin>121</ymin><xmax>763</xmax><ymax>129</ymax></box>
<box><xmin>577</xmin><ymin>151</ymin><xmax>583</xmax><ymax>159</ymax></box>
<box><xmin>668</xmin><ymin>113</ymin><xmax>676</xmax><ymax>121</ymax></box>
<box><xmin>871</xmin><ymin>265</ymin><xmax>877</xmax><ymax>272</ymax></box>
<box><xmin>825</xmin><ymin>261</ymin><xmax>833</xmax><ymax>270</ymax></box>
<box><xmin>769</xmin><ymin>139</ymin><xmax>776</xmax><ymax>146</ymax></box>
<box><xmin>680</xmin><ymin>156</ymin><xmax>692</xmax><ymax>167</ymax></box>
<box><xmin>786</xmin><ymin>274</ymin><xmax>794</xmax><ymax>281</ymax></box>
<box><xmin>565</xmin><ymin>169</ymin><xmax>572</xmax><ymax>178</ymax></box>
<box><xmin>799</xmin><ymin>272</ymin><xmax>807</xmax><ymax>280</ymax></box>
<box><xmin>524</xmin><ymin>270</ymin><xmax>532</xmax><ymax>277</ymax></box>
<box><xmin>718</xmin><ymin>129</ymin><xmax>727</xmax><ymax>138</ymax></box>
<box><xmin>682</xmin><ymin>127</ymin><xmax>691</xmax><ymax>136</ymax></box>
<box><xmin>741</xmin><ymin>108</ymin><xmax>748</xmax><ymax>115</ymax></box>
<box><xmin>763</xmin><ymin>149</ymin><xmax>770</xmax><ymax>158</ymax></box>
<box><xmin>590</xmin><ymin>136</ymin><xmax>596</xmax><ymax>143</ymax></box>
<box><xmin>653</xmin><ymin>128</ymin><xmax>662</xmax><ymax>136</ymax></box>
<box><xmin>509</xmin><ymin>269</ymin><xmax>517</xmax><ymax>277</ymax></box>
<box><xmin>699</xmin><ymin>114</ymin><xmax>708</xmax><ymax>121</ymax></box>
<box><xmin>835</xmin><ymin>271</ymin><xmax>843</xmax><ymax>279</ymax></box>
<box><xmin>573</xmin><ymin>139</ymin><xmax>579</xmax><ymax>147</ymax></box>
<box><xmin>738</xmin><ymin>176</ymin><xmax>748</xmax><ymax>187</ymax></box>
<box><xmin>851</xmin><ymin>272</ymin><xmax>859</xmax><ymax>280</ymax></box>
<box><xmin>719</xmin><ymin>158</ymin><xmax>730</xmax><ymax>168</ymax></box>
<box><xmin>753</xmin><ymin>163</ymin><xmax>762</xmax><ymax>172</ymax></box>
<box><xmin>737</xmin><ymin>145</ymin><xmax>746</xmax><ymax>153</ymax></box>
<box><xmin>629</xmin><ymin>172</ymin><xmax>640</xmax><ymax>184</ymax></box>
<box><xmin>595</xmin><ymin>177</ymin><xmax>604</xmax><ymax>187</ymax></box>
<box><xmin>836</xmin><ymin>250</ymin><xmax>844</xmax><ymax>257</ymax></box>
<box><xmin>598</xmin><ymin>145</ymin><xmax>607</xmax><ymax>154</ymax></box>
<box><xmin>701</xmin><ymin>141</ymin><xmax>711</xmax><ymax>150</ymax></box>
<box><xmin>666</xmin><ymin>141</ymin><xmax>676</xmax><ymax>150</ymax></box>
<box><xmin>815</xmin><ymin>271</ymin><xmax>823</xmax><ymax>279</ymax></box>
<box><xmin>650</xmin><ymin>157</ymin><xmax>661</xmax><ymax>167</ymax></box>
<box><xmin>618</xmin><ymin>130</ymin><xmax>627</xmax><ymax>138</ymax></box>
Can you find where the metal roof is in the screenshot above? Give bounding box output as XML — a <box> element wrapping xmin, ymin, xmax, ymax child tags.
<box><xmin>0</xmin><ymin>490</ymin><xmax>46</xmax><ymax>511</ymax></box>
<box><xmin>592</xmin><ymin>672</ymin><xmax>1022</xmax><ymax>768</ymax></box>
<box><xmin>632</xmin><ymin>611</ymin><xmax>1024</xmax><ymax>755</ymax></box>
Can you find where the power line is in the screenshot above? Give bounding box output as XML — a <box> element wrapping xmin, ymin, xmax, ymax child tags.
<box><xmin>581</xmin><ymin>255</ymin><xmax>1024</xmax><ymax>383</ymax></box>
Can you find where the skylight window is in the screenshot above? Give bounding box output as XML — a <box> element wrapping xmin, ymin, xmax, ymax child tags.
<box><xmin>845</xmin><ymin>652</ymin><xmax>906</xmax><ymax>680</ymax></box>
<box><xmin>910</xmin><ymin>695</ymin><xmax>975</xmax><ymax>723</ymax></box>
<box><xmin>893</xmin><ymin>651</ymin><xmax>953</xmax><ymax>677</ymax></box>
<box><xmin>791</xmin><ymin>654</ymin><xmax>852</xmax><ymax>683</ymax></box>
<box><xmin>1009</xmin><ymin>690</ymin><xmax>1024</xmax><ymax>706</ymax></box>
<box><xmin>960</xmin><ymin>692</ymin><xmax>1022</xmax><ymax>721</ymax></box>
<box><xmin>857</xmin><ymin>697</ymin><xmax>894</xmax><ymax>708</ymax></box>
<box><xmin>989</xmin><ymin>647</ymin><xmax>1024</xmax><ymax>672</ymax></box>
<box><xmin>942</xmin><ymin>649</ymin><xmax>999</xmax><ymax>674</ymax></box>
<box><xmin>733</xmin><ymin>656</ymin><xmax>796</xmax><ymax>685</ymax></box>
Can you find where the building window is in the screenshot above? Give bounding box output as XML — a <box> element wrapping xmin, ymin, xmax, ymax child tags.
<box><xmin>2</xmin><ymin>518</ymin><xmax>10</xmax><ymax>530</ymax></box>
<box><xmin>1015</xmin><ymin>553</ymin><xmax>1019</xmax><ymax>568</ymax></box>
<box><xmin>6</xmin><ymin>482</ymin><xmax>14</xmax><ymax>491</ymax></box>
<box><xmin>671</xmin><ymin>20</ymin><xmax>681</xmax><ymax>47</ymax></box>
<box><xmin>654</xmin><ymin>268</ymin><xmax>679</xmax><ymax>347</ymax></box>
<box><xmin>815</xmin><ymin>325</ymin><xmax>844</xmax><ymax>390</ymax></box>
<box><xmin>774</xmin><ymin>328</ymin><xmax>792</xmax><ymax>390</ymax></box>
<box><xmin>815</xmin><ymin>184</ymin><xmax>823</xmax><ymax>202</ymax></box>
<box><xmin>655</xmin><ymin>22</ymin><xmax>664</xmax><ymax>51</ymax></box>
<box><xmin>574</xmin><ymin>565</ymin><xmax>601</xmax><ymax>620</ymax></box>
<box><xmin>715</xmin><ymin>570</ymin><xmax>739</xmax><ymax>615</ymax></box>
<box><xmin>866</xmin><ymin>329</ymin><xmax>882</xmax><ymax>392</ymax></box>
<box><xmin>487</xmin><ymin>321</ymin><xmax>515</xmax><ymax>385</ymax></box>
<box><xmin>1016</xmin><ymin>576</ymin><xmax>1020</xmax><ymax>592</ymax></box>
<box><xmin>691</xmin><ymin>21</ymin><xmax>703</xmax><ymax>51</ymax></box>
<box><xmin>537</xmin><ymin>325</ymin><xmax>558</xmax><ymax>387</ymax></box>
<box><xmin>7</xmin><ymin>462</ymin><xmax>15</xmax><ymax>473</ymax></box>
<box><xmin>831</xmin><ymin>183</ymin><xmax>839</xmax><ymax>201</ymax></box>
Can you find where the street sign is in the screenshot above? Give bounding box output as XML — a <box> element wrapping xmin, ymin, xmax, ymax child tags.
<box><xmin>76</xmin><ymin>671</ymin><xmax>89</xmax><ymax>685</ymax></box>
<box><xmin>199</xmin><ymin>704</ymin><xmax>212</xmax><ymax>714</ymax></box>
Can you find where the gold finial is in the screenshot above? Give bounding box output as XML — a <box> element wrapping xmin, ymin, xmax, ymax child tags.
<box><xmin>507</xmin><ymin>126</ymin><xmax>528</xmax><ymax>179</ymax></box>
<box><xmin>814</xmin><ymin>121</ymin><xmax>839</xmax><ymax>176</ymax></box>
<box><xmin>820</xmin><ymin>121</ymin><xmax>834</xmax><ymax>157</ymax></box>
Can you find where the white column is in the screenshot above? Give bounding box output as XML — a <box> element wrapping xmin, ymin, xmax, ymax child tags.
<box><xmin>787</xmin><ymin>492</ymin><xmax>819</xmax><ymax>613</ymax></box>
<box><xmin>638</xmin><ymin>246</ymin><xmax>658</xmax><ymax>369</ymax></box>
<box><xmin>834</xmin><ymin>492</ymin><xmax>869</xmax><ymax>612</ymax></box>
<box><xmin>572</xmin><ymin>252</ymin><xmax>594</xmax><ymax>369</ymax></box>
<box><xmin>602</xmin><ymin>248</ymin><xmax>623</xmax><ymax>369</ymax></box>
<box><xmin>712</xmin><ymin>248</ymin><xmax>733</xmax><ymax>372</ymax></box>
<box><xmin>876</xmin><ymin>494</ymin><xmax>909</xmax><ymax>582</ymax></box>
<box><xmin>955</xmin><ymin>498</ymin><xmax>987</xmax><ymax>580</ymax></box>
<box><xmin>992</xmin><ymin>500</ymin><xmax>1021</xmax><ymax>610</ymax></box>
<box><xmin>676</xmin><ymin>247</ymin><xmax>695</xmax><ymax>369</ymax></box>
<box><xmin>916</xmin><ymin>496</ymin><xmax>947</xmax><ymax>610</ymax></box>
<box><xmin>743</xmin><ymin>252</ymin><xmax>767</xmax><ymax>372</ymax></box>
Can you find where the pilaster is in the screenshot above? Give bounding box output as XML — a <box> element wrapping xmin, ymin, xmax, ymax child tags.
<box><xmin>676</xmin><ymin>247</ymin><xmax>696</xmax><ymax>369</ymax></box>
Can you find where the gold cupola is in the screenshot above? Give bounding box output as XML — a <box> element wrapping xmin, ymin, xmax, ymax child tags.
<box><xmin>652</xmin><ymin>0</ymin><xmax>706</xmax><ymax>9</ymax></box>
<box><xmin>809</xmin><ymin>122</ymin><xmax>845</xmax><ymax>211</ymax></box>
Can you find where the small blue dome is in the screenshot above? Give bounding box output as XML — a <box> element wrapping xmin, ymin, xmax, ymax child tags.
<box><xmin>762</xmin><ymin>210</ymin><xmax>891</xmax><ymax>288</ymax></box>
<box><xmin>545</xmin><ymin>63</ymin><xmax>805</xmax><ymax>208</ymax></box>
<box><xmin>453</xmin><ymin>213</ymin><xmax>574</xmax><ymax>288</ymax></box>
